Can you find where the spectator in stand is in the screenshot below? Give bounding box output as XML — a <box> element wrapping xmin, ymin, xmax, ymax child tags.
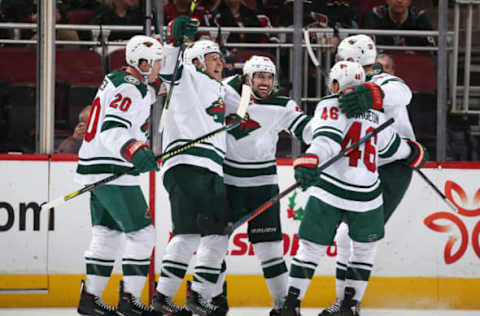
<box><xmin>30</xmin><ymin>0</ymin><xmax>80</xmax><ymax>44</ymax></box>
<box><xmin>255</xmin><ymin>0</ymin><xmax>293</xmax><ymax>27</ymax></box>
<box><xmin>164</xmin><ymin>0</ymin><xmax>209</xmax><ymax>26</ymax></box>
<box><xmin>309</xmin><ymin>0</ymin><xmax>359</xmax><ymax>54</ymax></box>
<box><xmin>57</xmin><ymin>105</ymin><xmax>91</xmax><ymax>154</ymax></box>
<box><xmin>211</xmin><ymin>0</ymin><xmax>269</xmax><ymax>43</ymax></box>
<box><xmin>376</xmin><ymin>53</ymin><xmax>396</xmax><ymax>75</ymax></box>
<box><xmin>362</xmin><ymin>0</ymin><xmax>435</xmax><ymax>52</ymax></box>
<box><xmin>89</xmin><ymin>0</ymin><xmax>144</xmax><ymax>41</ymax></box>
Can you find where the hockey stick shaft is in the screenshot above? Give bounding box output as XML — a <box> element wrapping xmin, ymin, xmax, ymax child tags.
<box><xmin>223</xmin><ymin>118</ymin><xmax>395</xmax><ymax>234</ymax></box>
<box><xmin>41</xmin><ymin>85</ymin><xmax>251</xmax><ymax>211</ymax></box>
<box><xmin>415</xmin><ymin>169</ymin><xmax>458</xmax><ymax>212</ymax></box>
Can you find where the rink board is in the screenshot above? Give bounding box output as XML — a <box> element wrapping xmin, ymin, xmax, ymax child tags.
<box><xmin>0</xmin><ymin>155</ymin><xmax>479</xmax><ymax>309</ymax></box>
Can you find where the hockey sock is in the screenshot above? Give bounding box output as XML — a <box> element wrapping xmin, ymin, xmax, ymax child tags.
<box><xmin>192</xmin><ymin>234</ymin><xmax>229</xmax><ymax>300</ymax></box>
<box><xmin>122</xmin><ymin>225</ymin><xmax>155</xmax><ymax>298</ymax></box>
<box><xmin>345</xmin><ymin>240</ymin><xmax>378</xmax><ymax>302</ymax></box>
<box><xmin>254</xmin><ymin>241</ymin><xmax>288</xmax><ymax>308</ymax></box>
<box><xmin>335</xmin><ymin>222</ymin><xmax>352</xmax><ymax>299</ymax></box>
<box><xmin>288</xmin><ymin>239</ymin><xmax>326</xmax><ymax>300</ymax></box>
<box><xmin>156</xmin><ymin>234</ymin><xmax>200</xmax><ymax>297</ymax></box>
<box><xmin>212</xmin><ymin>260</ymin><xmax>227</xmax><ymax>298</ymax></box>
<box><xmin>84</xmin><ymin>226</ymin><xmax>123</xmax><ymax>297</ymax></box>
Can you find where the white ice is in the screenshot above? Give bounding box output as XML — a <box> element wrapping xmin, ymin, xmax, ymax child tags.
<box><xmin>0</xmin><ymin>307</ymin><xmax>479</xmax><ymax>316</ymax></box>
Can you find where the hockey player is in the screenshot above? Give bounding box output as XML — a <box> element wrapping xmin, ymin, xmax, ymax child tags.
<box><xmin>151</xmin><ymin>17</ymin><xmax>233</xmax><ymax>316</ymax></box>
<box><xmin>217</xmin><ymin>55</ymin><xmax>312</xmax><ymax>315</ymax></box>
<box><xmin>319</xmin><ymin>34</ymin><xmax>417</xmax><ymax>315</ymax></box>
<box><xmin>75</xmin><ymin>35</ymin><xmax>163</xmax><ymax>316</ymax></box>
<box><xmin>280</xmin><ymin>61</ymin><xmax>428</xmax><ymax>316</ymax></box>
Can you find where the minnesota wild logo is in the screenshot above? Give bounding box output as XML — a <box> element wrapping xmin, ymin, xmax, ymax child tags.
<box><xmin>143</xmin><ymin>41</ymin><xmax>154</xmax><ymax>47</ymax></box>
<box><xmin>227</xmin><ymin>113</ymin><xmax>261</xmax><ymax>140</ymax></box>
<box><xmin>287</xmin><ymin>191</ymin><xmax>304</xmax><ymax>220</ymax></box>
<box><xmin>205</xmin><ymin>98</ymin><xmax>226</xmax><ymax>123</ymax></box>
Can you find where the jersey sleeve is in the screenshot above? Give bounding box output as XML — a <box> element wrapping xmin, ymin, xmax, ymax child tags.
<box><xmin>380</xmin><ymin>78</ymin><xmax>412</xmax><ymax>110</ymax></box>
<box><xmin>158</xmin><ymin>44</ymin><xmax>183</xmax><ymax>85</ymax></box>
<box><xmin>222</xmin><ymin>77</ymin><xmax>242</xmax><ymax>116</ymax></box>
<box><xmin>306</xmin><ymin>100</ymin><xmax>346</xmax><ymax>164</ymax></box>
<box><xmin>99</xmin><ymin>84</ymin><xmax>148</xmax><ymax>156</ymax></box>
<box><xmin>280</xmin><ymin>99</ymin><xmax>312</xmax><ymax>144</ymax></box>
<box><xmin>377</xmin><ymin>126</ymin><xmax>411</xmax><ymax>166</ymax></box>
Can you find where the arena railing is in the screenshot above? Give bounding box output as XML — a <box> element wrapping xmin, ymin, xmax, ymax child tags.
<box><xmin>0</xmin><ymin>23</ymin><xmax>458</xmax><ymax>158</ymax></box>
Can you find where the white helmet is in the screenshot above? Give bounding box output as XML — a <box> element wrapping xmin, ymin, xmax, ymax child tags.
<box><xmin>243</xmin><ymin>55</ymin><xmax>276</xmax><ymax>81</ymax></box>
<box><xmin>328</xmin><ymin>61</ymin><xmax>365</xmax><ymax>93</ymax></box>
<box><xmin>126</xmin><ymin>35</ymin><xmax>163</xmax><ymax>76</ymax></box>
<box><xmin>183</xmin><ymin>40</ymin><xmax>222</xmax><ymax>69</ymax></box>
<box><xmin>337</xmin><ymin>34</ymin><xmax>377</xmax><ymax>66</ymax></box>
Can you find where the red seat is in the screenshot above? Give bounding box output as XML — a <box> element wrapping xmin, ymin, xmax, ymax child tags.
<box><xmin>109</xmin><ymin>49</ymin><xmax>127</xmax><ymax>71</ymax></box>
<box><xmin>392</xmin><ymin>55</ymin><xmax>436</xmax><ymax>92</ymax></box>
<box><xmin>0</xmin><ymin>48</ymin><xmax>36</xmax><ymax>84</ymax></box>
<box><xmin>67</xmin><ymin>10</ymin><xmax>95</xmax><ymax>24</ymax></box>
<box><xmin>56</xmin><ymin>50</ymin><xmax>104</xmax><ymax>86</ymax></box>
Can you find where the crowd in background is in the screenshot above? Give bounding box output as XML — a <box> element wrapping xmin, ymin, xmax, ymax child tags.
<box><xmin>0</xmin><ymin>0</ymin><xmax>477</xmax><ymax>160</ymax></box>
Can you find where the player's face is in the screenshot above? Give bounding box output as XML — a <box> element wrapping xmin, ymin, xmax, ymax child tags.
<box><xmin>251</xmin><ymin>72</ymin><xmax>274</xmax><ymax>98</ymax></box>
<box><xmin>377</xmin><ymin>56</ymin><xmax>394</xmax><ymax>75</ymax></box>
<box><xmin>204</xmin><ymin>52</ymin><xmax>224</xmax><ymax>81</ymax></box>
<box><xmin>147</xmin><ymin>59</ymin><xmax>162</xmax><ymax>83</ymax></box>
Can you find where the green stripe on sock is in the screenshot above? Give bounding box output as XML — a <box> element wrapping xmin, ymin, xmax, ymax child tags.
<box><xmin>262</xmin><ymin>261</ymin><xmax>288</xmax><ymax>279</ymax></box>
<box><xmin>86</xmin><ymin>263</ymin><xmax>113</xmax><ymax>277</ymax></box>
<box><xmin>122</xmin><ymin>264</ymin><xmax>149</xmax><ymax>276</ymax></box>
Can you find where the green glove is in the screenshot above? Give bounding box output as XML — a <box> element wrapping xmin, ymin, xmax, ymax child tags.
<box><xmin>339</xmin><ymin>82</ymin><xmax>384</xmax><ymax>118</ymax></box>
<box><xmin>404</xmin><ymin>140</ymin><xmax>429</xmax><ymax>169</ymax></box>
<box><xmin>167</xmin><ymin>16</ymin><xmax>198</xmax><ymax>46</ymax></box>
<box><xmin>121</xmin><ymin>139</ymin><xmax>159</xmax><ymax>173</ymax></box>
<box><xmin>293</xmin><ymin>154</ymin><xmax>321</xmax><ymax>191</ymax></box>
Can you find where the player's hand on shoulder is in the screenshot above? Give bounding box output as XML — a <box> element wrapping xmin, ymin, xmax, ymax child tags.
<box><xmin>339</xmin><ymin>82</ymin><xmax>383</xmax><ymax>118</ymax></box>
<box><xmin>167</xmin><ymin>16</ymin><xmax>199</xmax><ymax>46</ymax></box>
<box><xmin>293</xmin><ymin>154</ymin><xmax>321</xmax><ymax>191</ymax></box>
<box><xmin>404</xmin><ymin>140</ymin><xmax>429</xmax><ymax>169</ymax></box>
<box><xmin>121</xmin><ymin>139</ymin><xmax>159</xmax><ymax>173</ymax></box>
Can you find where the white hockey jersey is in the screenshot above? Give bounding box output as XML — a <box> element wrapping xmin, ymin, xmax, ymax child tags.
<box><xmin>75</xmin><ymin>69</ymin><xmax>156</xmax><ymax>186</ymax></box>
<box><xmin>369</xmin><ymin>71</ymin><xmax>415</xmax><ymax>139</ymax></box>
<box><xmin>158</xmin><ymin>45</ymin><xmax>230</xmax><ymax>178</ymax></box>
<box><xmin>222</xmin><ymin>75</ymin><xmax>312</xmax><ymax>187</ymax></box>
<box><xmin>306</xmin><ymin>94</ymin><xmax>411</xmax><ymax>212</ymax></box>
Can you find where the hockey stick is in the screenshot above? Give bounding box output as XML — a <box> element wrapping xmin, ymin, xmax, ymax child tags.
<box><xmin>198</xmin><ymin>118</ymin><xmax>395</xmax><ymax>235</ymax></box>
<box><xmin>415</xmin><ymin>169</ymin><xmax>458</xmax><ymax>212</ymax></box>
<box><xmin>41</xmin><ymin>85</ymin><xmax>251</xmax><ymax>211</ymax></box>
<box><xmin>158</xmin><ymin>0</ymin><xmax>198</xmax><ymax>133</ymax></box>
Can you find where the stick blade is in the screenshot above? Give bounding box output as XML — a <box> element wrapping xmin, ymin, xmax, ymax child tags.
<box><xmin>236</xmin><ymin>84</ymin><xmax>251</xmax><ymax>118</ymax></box>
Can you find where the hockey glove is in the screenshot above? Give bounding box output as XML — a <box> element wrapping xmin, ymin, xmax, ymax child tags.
<box><xmin>121</xmin><ymin>139</ymin><xmax>159</xmax><ymax>173</ymax></box>
<box><xmin>339</xmin><ymin>82</ymin><xmax>384</xmax><ymax>118</ymax></box>
<box><xmin>404</xmin><ymin>140</ymin><xmax>429</xmax><ymax>169</ymax></box>
<box><xmin>293</xmin><ymin>154</ymin><xmax>321</xmax><ymax>191</ymax></box>
<box><xmin>167</xmin><ymin>16</ymin><xmax>198</xmax><ymax>46</ymax></box>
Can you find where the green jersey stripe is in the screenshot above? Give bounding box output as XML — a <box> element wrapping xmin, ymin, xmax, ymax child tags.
<box><xmin>379</xmin><ymin>134</ymin><xmax>401</xmax><ymax>159</ymax></box>
<box><xmin>77</xmin><ymin>164</ymin><xmax>139</xmax><ymax>176</ymax></box>
<box><xmin>225</xmin><ymin>158</ymin><xmax>276</xmax><ymax>166</ymax></box>
<box><xmin>79</xmin><ymin>156</ymin><xmax>125</xmax><ymax>163</ymax></box>
<box><xmin>314</xmin><ymin>125</ymin><xmax>343</xmax><ymax>136</ymax></box>
<box><xmin>104</xmin><ymin>114</ymin><xmax>132</xmax><ymax>128</ymax></box>
<box><xmin>159</xmin><ymin>65</ymin><xmax>184</xmax><ymax>83</ymax></box>
<box><xmin>166</xmin><ymin>139</ymin><xmax>225</xmax><ymax>156</ymax></box>
<box><xmin>101</xmin><ymin>120</ymin><xmax>128</xmax><ymax>132</ymax></box>
<box><xmin>223</xmin><ymin>164</ymin><xmax>277</xmax><ymax>178</ymax></box>
<box><xmin>313</xmin><ymin>131</ymin><xmax>343</xmax><ymax>145</ymax></box>
<box><xmin>313</xmin><ymin>177</ymin><xmax>382</xmax><ymax>201</ymax></box>
<box><xmin>163</xmin><ymin>146</ymin><xmax>224</xmax><ymax>165</ymax></box>
<box><xmin>292</xmin><ymin>115</ymin><xmax>311</xmax><ymax>142</ymax></box>
<box><xmin>321</xmin><ymin>172</ymin><xmax>379</xmax><ymax>190</ymax></box>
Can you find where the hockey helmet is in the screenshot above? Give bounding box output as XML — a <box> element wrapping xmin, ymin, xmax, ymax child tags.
<box><xmin>243</xmin><ymin>55</ymin><xmax>276</xmax><ymax>81</ymax></box>
<box><xmin>328</xmin><ymin>61</ymin><xmax>365</xmax><ymax>93</ymax></box>
<box><xmin>183</xmin><ymin>40</ymin><xmax>222</xmax><ymax>69</ymax></box>
<box><xmin>337</xmin><ymin>34</ymin><xmax>377</xmax><ymax>66</ymax></box>
<box><xmin>125</xmin><ymin>35</ymin><xmax>164</xmax><ymax>76</ymax></box>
